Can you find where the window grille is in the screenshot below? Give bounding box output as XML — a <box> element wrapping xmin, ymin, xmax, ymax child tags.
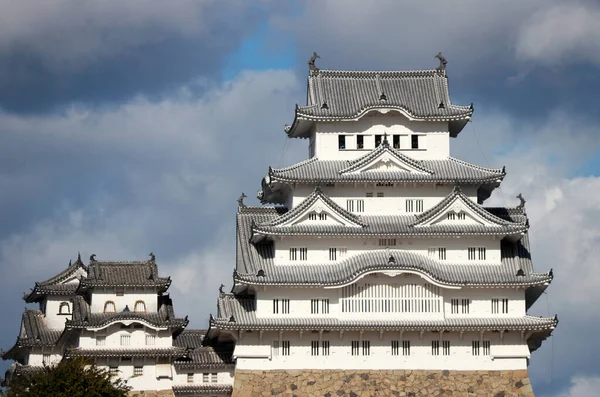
<box><xmin>281</xmin><ymin>341</ymin><xmax>291</xmax><ymax>356</ymax></box>
<box><xmin>492</xmin><ymin>298</ymin><xmax>508</xmax><ymax>314</ymax></box>
<box><xmin>322</xmin><ymin>341</ymin><xmax>330</xmax><ymax>356</ymax></box>
<box><xmin>309</xmin><ymin>213</ymin><xmax>317</xmax><ymax>221</ymax></box>
<box><xmin>187</xmin><ymin>373</ymin><xmax>193</xmax><ymax>382</ymax></box>
<box><xmin>451</xmin><ymin>298</ymin><xmax>470</xmax><ymax>314</ymax></box>
<box><xmin>203</xmin><ymin>373</ymin><xmax>209</xmax><ymax>382</ymax></box>
<box><xmin>442</xmin><ymin>341</ymin><xmax>451</xmax><ymax>356</ymax></box>
<box><xmin>391</xmin><ymin>340</ymin><xmax>400</xmax><ymax>356</ymax></box>
<box><xmin>120</xmin><ymin>334</ymin><xmax>131</xmax><ymax>346</ymax></box>
<box><xmin>402</xmin><ymin>340</ymin><xmax>411</xmax><ymax>356</ymax></box>
<box><xmin>458</xmin><ymin>212</ymin><xmax>466</xmax><ymax>220</ymax></box>
<box><xmin>273</xmin><ymin>299</ymin><xmax>290</xmax><ymax>314</ymax></box>
<box><xmin>447</xmin><ymin>212</ymin><xmax>456</xmax><ymax>220</ymax></box>
<box><xmin>432</xmin><ymin>341</ymin><xmax>440</xmax><ymax>356</ymax></box>
<box><xmin>211</xmin><ymin>373</ymin><xmax>218</xmax><ymax>383</ymax></box>
<box><xmin>319</xmin><ymin>213</ymin><xmax>327</xmax><ymax>220</ymax></box>
<box><xmin>341</xmin><ymin>282</ymin><xmax>441</xmax><ymax>313</ymax></box>
<box><xmin>103</xmin><ymin>301</ymin><xmax>116</xmax><ymax>313</ymax></box>
<box><xmin>376</xmin><ymin>192</ymin><xmax>384</xmax><ymax>198</ymax></box>
<box><xmin>362</xmin><ymin>341</ymin><xmax>371</xmax><ymax>356</ymax></box>
<box><xmin>356</xmin><ymin>200</ymin><xmax>364</xmax><ymax>212</ymax></box>
<box><xmin>109</xmin><ymin>367</ymin><xmax>119</xmax><ymax>376</ymax></box>
<box><xmin>134</xmin><ymin>366</ymin><xmax>143</xmax><ymax>376</ymax></box>
<box><xmin>351</xmin><ymin>341</ymin><xmax>360</xmax><ymax>356</ymax></box>
<box><xmin>379</xmin><ymin>238</ymin><xmax>397</xmax><ymax>246</ymax></box>
<box><xmin>329</xmin><ymin>248</ymin><xmax>337</xmax><ymax>261</ymax></box>
<box><xmin>483</xmin><ymin>341</ymin><xmax>491</xmax><ymax>355</ymax></box>
<box><xmin>311</xmin><ymin>298</ymin><xmax>329</xmax><ymax>314</ymax></box>
<box><xmin>146</xmin><ymin>334</ymin><xmax>156</xmax><ymax>345</ymax></box>
<box><xmin>346</xmin><ymin>200</ymin><xmax>354</xmax><ymax>212</ymax></box>
<box><xmin>59</xmin><ymin>302</ymin><xmax>70</xmax><ymax>314</ymax></box>
<box><xmin>96</xmin><ymin>336</ymin><xmax>106</xmax><ymax>346</ymax></box>
<box><xmin>134</xmin><ymin>300</ymin><xmax>146</xmax><ymax>313</ymax></box>
<box><xmin>311</xmin><ymin>341</ymin><xmax>320</xmax><ymax>356</ymax></box>
<box><xmin>366</xmin><ymin>192</ymin><xmax>373</xmax><ymax>197</ymax></box>
<box><xmin>43</xmin><ymin>354</ymin><xmax>50</xmax><ymax>364</ymax></box>
<box><xmin>289</xmin><ymin>248</ymin><xmax>307</xmax><ymax>261</ymax></box>
<box><xmin>406</xmin><ymin>199</ymin><xmax>424</xmax><ymax>213</ymax></box>
<box><xmin>472</xmin><ymin>341</ymin><xmax>480</xmax><ymax>356</ymax></box>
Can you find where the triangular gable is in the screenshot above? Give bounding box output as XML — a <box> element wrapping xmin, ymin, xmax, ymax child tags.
<box><xmin>413</xmin><ymin>186</ymin><xmax>517</xmax><ymax>228</ymax></box>
<box><xmin>258</xmin><ymin>187</ymin><xmax>366</xmax><ymax>229</ymax></box>
<box><xmin>340</xmin><ymin>140</ymin><xmax>433</xmax><ymax>175</ymax></box>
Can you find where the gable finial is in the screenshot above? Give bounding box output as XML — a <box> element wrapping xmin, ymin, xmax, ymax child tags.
<box><xmin>435</xmin><ymin>52</ymin><xmax>447</xmax><ymax>72</ymax></box>
<box><xmin>516</xmin><ymin>193</ymin><xmax>526</xmax><ymax>208</ymax></box>
<box><xmin>77</xmin><ymin>252</ymin><xmax>82</xmax><ymax>263</ymax></box>
<box><xmin>308</xmin><ymin>52</ymin><xmax>321</xmax><ymax>74</ymax></box>
<box><xmin>382</xmin><ymin>132</ymin><xmax>390</xmax><ymax>148</ymax></box>
<box><xmin>219</xmin><ymin>284</ymin><xmax>225</xmax><ymax>294</ymax></box>
<box><xmin>89</xmin><ymin>254</ymin><xmax>96</xmax><ymax>263</ymax></box>
<box><xmin>237</xmin><ymin>193</ymin><xmax>248</xmax><ymax>210</ymax></box>
<box><xmin>149</xmin><ymin>252</ymin><xmax>156</xmax><ymax>262</ymax></box>
<box><xmin>68</xmin><ymin>259</ymin><xmax>72</xmax><ymax>267</ymax></box>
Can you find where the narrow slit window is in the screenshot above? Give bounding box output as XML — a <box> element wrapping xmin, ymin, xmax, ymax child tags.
<box><xmin>411</xmin><ymin>135</ymin><xmax>419</xmax><ymax>149</ymax></box>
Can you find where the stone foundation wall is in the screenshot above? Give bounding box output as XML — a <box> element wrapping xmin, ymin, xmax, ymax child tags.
<box><xmin>128</xmin><ymin>390</ymin><xmax>174</xmax><ymax>397</ymax></box>
<box><xmin>233</xmin><ymin>370</ymin><xmax>535</xmax><ymax>397</ymax></box>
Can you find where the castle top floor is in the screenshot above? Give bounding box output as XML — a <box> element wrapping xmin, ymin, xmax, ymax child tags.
<box><xmin>285</xmin><ymin>59</ymin><xmax>473</xmax><ymax>162</ymax></box>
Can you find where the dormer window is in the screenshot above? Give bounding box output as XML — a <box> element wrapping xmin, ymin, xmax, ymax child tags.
<box><xmin>104</xmin><ymin>301</ymin><xmax>116</xmax><ymax>314</ymax></box>
<box><xmin>134</xmin><ymin>300</ymin><xmax>146</xmax><ymax>313</ymax></box>
<box><xmin>59</xmin><ymin>302</ymin><xmax>70</xmax><ymax>315</ymax></box>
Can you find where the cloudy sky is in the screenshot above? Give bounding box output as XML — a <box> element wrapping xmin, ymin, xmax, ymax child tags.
<box><xmin>0</xmin><ymin>0</ymin><xmax>599</xmax><ymax>395</ymax></box>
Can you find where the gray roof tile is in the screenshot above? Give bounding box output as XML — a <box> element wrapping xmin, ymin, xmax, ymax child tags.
<box><xmin>268</xmin><ymin>150</ymin><xmax>504</xmax><ymax>185</ymax></box>
<box><xmin>293</xmin><ymin>69</ymin><xmax>472</xmax><ymax>122</ymax></box>
<box><xmin>235</xmin><ymin>206</ymin><xmax>549</xmax><ymax>288</ymax></box>
<box><xmin>82</xmin><ymin>259</ymin><xmax>171</xmax><ymax>291</ymax></box>
<box><xmin>2</xmin><ymin>310</ymin><xmax>63</xmax><ymax>361</ymax></box>
<box><xmin>213</xmin><ymin>293</ymin><xmax>557</xmax><ymax>332</ymax></box>
<box><xmin>66</xmin><ymin>347</ymin><xmax>187</xmax><ymax>358</ymax></box>
<box><xmin>23</xmin><ymin>256</ymin><xmax>87</xmax><ymax>302</ymax></box>
<box><xmin>172</xmin><ymin>330</ymin><xmax>235</xmax><ymax>369</ymax></box>
<box><xmin>172</xmin><ymin>384</ymin><xmax>233</xmax><ymax>395</ymax></box>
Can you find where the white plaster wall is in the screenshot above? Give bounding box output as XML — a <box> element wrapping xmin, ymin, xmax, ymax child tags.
<box><xmin>234</xmin><ymin>330</ymin><xmax>529</xmax><ymax>371</ymax></box>
<box><xmin>90</xmin><ymin>291</ymin><xmax>158</xmax><ymax>313</ymax></box>
<box><xmin>274</xmin><ymin>237</ymin><xmax>501</xmax><ymax>266</ymax></box>
<box><xmin>27</xmin><ymin>347</ymin><xmax>63</xmax><ymax>366</ymax></box>
<box><xmin>255</xmin><ymin>278</ymin><xmax>526</xmax><ymax>319</ymax></box>
<box><xmin>291</xmin><ymin>185</ymin><xmax>479</xmax><ymax>213</ymax></box>
<box><xmin>314</xmin><ymin>115</ymin><xmax>450</xmax><ymax>161</ymax></box>
<box><xmin>172</xmin><ymin>367</ymin><xmax>234</xmax><ymax>385</ymax></box>
<box><xmin>78</xmin><ymin>326</ymin><xmax>173</xmax><ymax>348</ymax></box>
<box><xmin>45</xmin><ymin>296</ymin><xmax>73</xmax><ymax>330</ymax></box>
<box><xmin>95</xmin><ymin>358</ymin><xmax>173</xmax><ymax>391</ymax></box>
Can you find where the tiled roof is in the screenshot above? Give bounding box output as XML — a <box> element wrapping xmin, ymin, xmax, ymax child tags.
<box><xmin>2</xmin><ymin>363</ymin><xmax>45</xmax><ymax>387</ymax></box>
<box><xmin>268</xmin><ymin>152</ymin><xmax>504</xmax><ymax>185</ymax></box>
<box><xmin>2</xmin><ymin>310</ymin><xmax>63</xmax><ymax>361</ymax></box>
<box><xmin>66</xmin><ymin>347</ymin><xmax>187</xmax><ymax>358</ymax></box>
<box><xmin>23</xmin><ymin>256</ymin><xmax>87</xmax><ymax>302</ymax></box>
<box><xmin>81</xmin><ymin>258</ymin><xmax>171</xmax><ymax>291</ymax></box>
<box><xmin>212</xmin><ymin>293</ymin><xmax>558</xmax><ymax>332</ymax></box>
<box><xmin>172</xmin><ymin>384</ymin><xmax>233</xmax><ymax>395</ymax></box>
<box><xmin>260</xmin><ymin>186</ymin><xmax>366</xmax><ymax>227</ymax></box>
<box><xmin>172</xmin><ymin>330</ymin><xmax>235</xmax><ymax>369</ymax></box>
<box><xmin>235</xmin><ymin>207</ymin><xmax>550</xmax><ymax>288</ymax></box>
<box><xmin>67</xmin><ymin>295</ymin><xmax>188</xmax><ymax>330</ymax></box>
<box><xmin>287</xmin><ymin>69</ymin><xmax>473</xmax><ymax>138</ymax></box>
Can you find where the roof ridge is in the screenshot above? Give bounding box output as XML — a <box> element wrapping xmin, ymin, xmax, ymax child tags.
<box><xmin>313</xmin><ymin>69</ymin><xmax>440</xmax><ymax>77</ymax></box>
<box><xmin>447</xmin><ymin>156</ymin><xmax>504</xmax><ymax>173</ymax></box>
<box><xmin>341</xmin><ymin>144</ymin><xmax>433</xmax><ymax>175</ymax></box>
<box><xmin>271</xmin><ymin>156</ymin><xmax>318</xmax><ymax>172</ymax></box>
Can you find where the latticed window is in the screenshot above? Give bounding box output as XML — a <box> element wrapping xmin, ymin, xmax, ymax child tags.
<box><xmin>134</xmin><ymin>366</ymin><xmax>144</xmax><ymax>376</ymax></box>
<box><xmin>351</xmin><ymin>341</ymin><xmax>360</xmax><ymax>356</ymax></box>
<box><xmin>341</xmin><ymin>282</ymin><xmax>441</xmax><ymax>313</ymax></box>
<box><xmin>311</xmin><ymin>298</ymin><xmax>329</xmax><ymax>314</ymax></box>
<box><xmin>96</xmin><ymin>336</ymin><xmax>106</xmax><ymax>346</ymax></box>
<box><xmin>322</xmin><ymin>341</ymin><xmax>330</xmax><ymax>356</ymax></box>
<box><xmin>379</xmin><ymin>238</ymin><xmax>397</xmax><ymax>247</ymax></box>
<box><xmin>376</xmin><ymin>192</ymin><xmax>384</xmax><ymax>198</ymax></box>
<box><xmin>311</xmin><ymin>341</ymin><xmax>320</xmax><ymax>356</ymax></box>
<box><xmin>134</xmin><ymin>300</ymin><xmax>146</xmax><ymax>313</ymax></box>
<box><xmin>492</xmin><ymin>298</ymin><xmax>509</xmax><ymax>314</ymax></box>
<box><xmin>281</xmin><ymin>341</ymin><xmax>291</xmax><ymax>356</ymax></box>
<box><xmin>472</xmin><ymin>341</ymin><xmax>480</xmax><ymax>356</ymax></box>
<box><xmin>109</xmin><ymin>367</ymin><xmax>119</xmax><ymax>376</ymax></box>
<box><xmin>203</xmin><ymin>373</ymin><xmax>209</xmax><ymax>382</ymax></box>
<box><xmin>403</xmin><ymin>340</ymin><xmax>411</xmax><ymax>356</ymax></box>
<box><xmin>468</xmin><ymin>247</ymin><xmax>486</xmax><ymax>260</ymax></box>
<box><xmin>391</xmin><ymin>340</ymin><xmax>400</xmax><ymax>356</ymax></box>
<box><xmin>120</xmin><ymin>334</ymin><xmax>131</xmax><ymax>346</ymax></box>
<box><xmin>146</xmin><ymin>334</ymin><xmax>156</xmax><ymax>345</ymax></box>
<box><xmin>187</xmin><ymin>373</ymin><xmax>194</xmax><ymax>383</ymax></box>
<box><xmin>211</xmin><ymin>373</ymin><xmax>218</xmax><ymax>382</ymax></box>
<box><xmin>442</xmin><ymin>341</ymin><xmax>451</xmax><ymax>356</ymax></box>
<box><xmin>289</xmin><ymin>247</ymin><xmax>308</xmax><ymax>261</ymax></box>
<box><xmin>428</xmin><ymin>247</ymin><xmax>446</xmax><ymax>260</ymax></box>
<box><xmin>103</xmin><ymin>301</ymin><xmax>116</xmax><ymax>313</ymax></box>
<box><xmin>392</xmin><ymin>341</ymin><xmax>411</xmax><ymax>356</ymax></box>
<box><xmin>362</xmin><ymin>341</ymin><xmax>371</xmax><ymax>356</ymax></box>
<box><xmin>451</xmin><ymin>298</ymin><xmax>470</xmax><ymax>314</ymax></box>
<box><xmin>405</xmin><ymin>199</ymin><xmax>423</xmax><ymax>213</ymax></box>
<box><xmin>273</xmin><ymin>299</ymin><xmax>290</xmax><ymax>314</ymax></box>
<box><xmin>483</xmin><ymin>341</ymin><xmax>491</xmax><ymax>355</ymax></box>
<box><xmin>432</xmin><ymin>341</ymin><xmax>440</xmax><ymax>356</ymax></box>
<box><xmin>347</xmin><ymin>199</ymin><xmax>364</xmax><ymax>212</ymax></box>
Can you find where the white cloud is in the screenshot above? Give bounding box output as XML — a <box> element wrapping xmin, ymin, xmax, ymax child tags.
<box><xmin>516</xmin><ymin>2</ymin><xmax>600</xmax><ymax>66</ymax></box>
<box><xmin>555</xmin><ymin>375</ymin><xmax>600</xmax><ymax>397</ymax></box>
<box><xmin>0</xmin><ymin>0</ymin><xmax>267</xmax><ymax>71</ymax></box>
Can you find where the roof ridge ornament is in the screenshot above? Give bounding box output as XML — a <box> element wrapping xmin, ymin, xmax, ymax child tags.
<box><xmin>308</xmin><ymin>52</ymin><xmax>320</xmax><ymax>75</ymax></box>
<box><xmin>516</xmin><ymin>193</ymin><xmax>526</xmax><ymax>209</ymax></box>
<box><xmin>89</xmin><ymin>254</ymin><xmax>96</xmax><ymax>263</ymax></box>
<box><xmin>435</xmin><ymin>52</ymin><xmax>447</xmax><ymax>72</ymax></box>
<box><xmin>237</xmin><ymin>193</ymin><xmax>247</xmax><ymax>210</ymax></box>
<box><xmin>149</xmin><ymin>252</ymin><xmax>156</xmax><ymax>262</ymax></box>
<box><xmin>382</xmin><ymin>132</ymin><xmax>390</xmax><ymax>148</ymax></box>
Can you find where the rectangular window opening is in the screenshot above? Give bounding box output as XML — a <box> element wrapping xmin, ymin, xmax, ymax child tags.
<box><xmin>411</xmin><ymin>135</ymin><xmax>419</xmax><ymax>149</ymax></box>
<box><xmin>339</xmin><ymin>135</ymin><xmax>346</xmax><ymax>150</ymax></box>
<box><xmin>393</xmin><ymin>135</ymin><xmax>400</xmax><ymax>149</ymax></box>
<box><xmin>357</xmin><ymin>135</ymin><xmax>364</xmax><ymax>149</ymax></box>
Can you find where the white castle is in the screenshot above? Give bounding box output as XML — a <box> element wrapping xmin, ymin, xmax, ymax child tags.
<box><xmin>2</xmin><ymin>55</ymin><xmax>557</xmax><ymax>396</ymax></box>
